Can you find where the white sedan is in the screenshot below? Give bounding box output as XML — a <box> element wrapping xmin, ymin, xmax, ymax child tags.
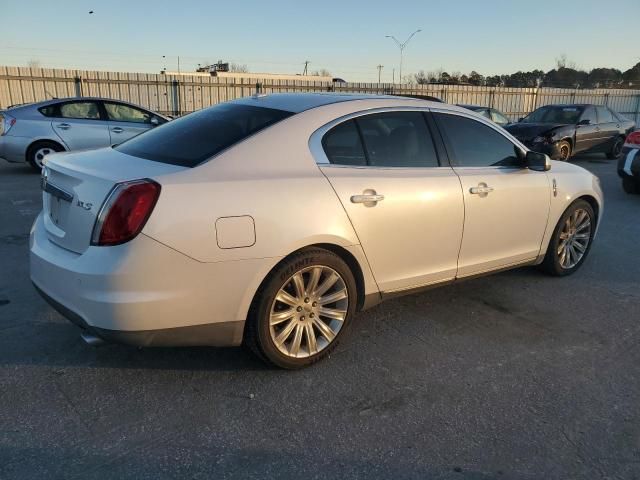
<box><xmin>30</xmin><ymin>94</ymin><xmax>603</xmax><ymax>369</ymax></box>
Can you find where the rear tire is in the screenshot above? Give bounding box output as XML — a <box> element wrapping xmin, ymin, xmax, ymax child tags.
<box><xmin>244</xmin><ymin>248</ymin><xmax>357</xmax><ymax>369</ymax></box>
<box><xmin>622</xmin><ymin>177</ymin><xmax>640</xmax><ymax>194</ymax></box>
<box><xmin>540</xmin><ymin>200</ymin><xmax>595</xmax><ymax>276</ymax></box>
<box><xmin>607</xmin><ymin>137</ymin><xmax>624</xmax><ymax>160</ymax></box>
<box><xmin>27</xmin><ymin>141</ymin><xmax>63</xmax><ymax>172</ymax></box>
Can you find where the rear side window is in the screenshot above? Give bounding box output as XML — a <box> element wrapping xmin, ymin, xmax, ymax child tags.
<box><xmin>322</xmin><ymin>120</ymin><xmax>367</xmax><ymax>166</ymax></box>
<box><xmin>115</xmin><ymin>103</ymin><xmax>293</xmax><ymax>167</ymax></box>
<box><xmin>59</xmin><ymin>102</ymin><xmax>101</xmax><ymax>120</ymax></box>
<box><xmin>357</xmin><ymin>112</ymin><xmax>438</xmax><ymax>167</ymax></box>
<box><xmin>435</xmin><ymin>113</ymin><xmax>520</xmax><ymax>167</ymax></box>
<box><xmin>39</xmin><ymin>105</ymin><xmax>57</xmax><ymax>117</ymax></box>
<box><xmin>580</xmin><ymin>106</ymin><xmax>597</xmax><ymax>124</ymax></box>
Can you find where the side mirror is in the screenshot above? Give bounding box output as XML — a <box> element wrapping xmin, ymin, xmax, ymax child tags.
<box><xmin>518</xmin><ymin>117</ymin><xmax>524</xmax><ymax>122</ymax></box>
<box><xmin>577</xmin><ymin>119</ymin><xmax>590</xmax><ymax>126</ymax></box>
<box><xmin>150</xmin><ymin>117</ymin><xmax>160</xmax><ymax>126</ymax></box>
<box><xmin>525</xmin><ymin>150</ymin><xmax>551</xmax><ymax>171</ymax></box>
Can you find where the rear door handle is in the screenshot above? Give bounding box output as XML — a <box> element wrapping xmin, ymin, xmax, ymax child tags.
<box><xmin>56</xmin><ymin>123</ymin><xmax>70</xmax><ymax>130</ymax></box>
<box><xmin>351</xmin><ymin>191</ymin><xmax>384</xmax><ymax>205</ymax></box>
<box><xmin>111</xmin><ymin>127</ymin><xmax>124</xmax><ymax>133</ymax></box>
<box><xmin>470</xmin><ymin>184</ymin><xmax>494</xmax><ymax>196</ymax></box>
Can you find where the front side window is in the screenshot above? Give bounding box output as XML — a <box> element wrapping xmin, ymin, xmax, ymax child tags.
<box><xmin>105</xmin><ymin>103</ymin><xmax>152</xmax><ymax>124</ymax></box>
<box><xmin>59</xmin><ymin>101</ymin><xmax>101</xmax><ymax>120</ymax></box>
<box><xmin>435</xmin><ymin>113</ymin><xmax>521</xmax><ymax>167</ymax></box>
<box><xmin>596</xmin><ymin>106</ymin><xmax>613</xmax><ymax>124</ymax></box>
<box><xmin>580</xmin><ymin>107</ymin><xmax>597</xmax><ymax>124</ymax></box>
<box><xmin>115</xmin><ymin>103</ymin><xmax>293</xmax><ymax>167</ymax></box>
<box><xmin>356</xmin><ymin>112</ymin><xmax>438</xmax><ymax>167</ymax></box>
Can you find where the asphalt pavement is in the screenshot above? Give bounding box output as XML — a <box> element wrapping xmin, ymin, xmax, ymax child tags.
<box><xmin>0</xmin><ymin>155</ymin><xmax>639</xmax><ymax>479</ymax></box>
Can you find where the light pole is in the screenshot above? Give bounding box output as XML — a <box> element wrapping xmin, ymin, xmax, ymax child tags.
<box><xmin>385</xmin><ymin>29</ymin><xmax>421</xmax><ymax>85</ymax></box>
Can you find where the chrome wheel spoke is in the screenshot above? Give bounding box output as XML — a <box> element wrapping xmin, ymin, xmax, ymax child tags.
<box><xmin>319</xmin><ymin>288</ymin><xmax>348</xmax><ymax>306</ymax></box>
<box><xmin>275</xmin><ymin>290</ymin><xmax>298</xmax><ymax>307</ymax></box>
<box><xmin>319</xmin><ymin>306</ymin><xmax>346</xmax><ymax>321</ymax></box>
<box><xmin>275</xmin><ymin>319</ymin><xmax>297</xmax><ymax>345</ymax></box>
<box><xmin>289</xmin><ymin>324</ymin><xmax>303</xmax><ymax>356</ymax></box>
<box><xmin>306</xmin><ymin>267</ymin><xmax>322</xmax><ymax>296</ymax></box>
<box><xmin>305</xmin><ymin>323</ymin><xmax>317</xmax><ymax>355</ymax></box>
<box><xmin>270</xmin><ymin>308</ymin><xmax>296</xmax><ymax>325</ymax></box>
<box><xmin>292</xmin><ymin>273</ymin><xmax>305</xmax><ymax>298</ymax></box>
<box><xmin>314</xmin><ymin>272</ymin><xmax>339</xmax><ymax>297</ymax></box>
<box><xmin>313</xmin><ymin>318</ymin><xmax>336</xmax><ymax>342</ymax></box>
<box><xmin>576</xmin><ymin>220</ymin><xmax>591</xmax><ymax>232</ymax></box>
<box><xmin>572</xmin><ymin>241</ymin><xmax>586</xmax><ymax>253</ymax></box>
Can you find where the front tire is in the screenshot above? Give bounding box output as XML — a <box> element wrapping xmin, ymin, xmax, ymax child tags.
<box><xmin>27</xmin><ymin>141</ymin><xmax>63</xmax><ymax>172</ymax></box>
<box><xmin>622</xmin><ymin>177</ymin><xmax>640</xmax><ymax>194</ymax></box>
<box><xmin>540</xmin><ymin>200</ymin><xmax>595</xmax><ymax>276</ymax></box>
<box><xmin>607</xmin><ymin>137</ymin><xmax>624</xmax><ymax>160</ymax></box>
<box><xmin>556</xmin><ymin>140</ymin><xmax>572</xmax><ymax>161</ymax></box>
<box><xmin>244</xmin><ymin>248</ymin><xmax>357</xmax><ymax>369</ymax></box>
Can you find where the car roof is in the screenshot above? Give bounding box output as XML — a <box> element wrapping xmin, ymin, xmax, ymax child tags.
<box><xmin>6</xmin><ymin>97</ymin><xmax>170</xmax><ymax>119</ymax></box>
<box><xmin>457</xmin><ymin>104</ymin><xmax>488</xmax><ymax>110</ymax></box>
<box><xmin>231</xmin><ymin>92</ymin><xmax>447</xmax><ymax>113</ymax></box>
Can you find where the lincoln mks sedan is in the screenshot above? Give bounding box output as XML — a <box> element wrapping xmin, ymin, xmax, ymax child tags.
<box><xmin>30</xmin><ymin>94</ymin><xmax>603</xmax><ymax>368</ymax></box>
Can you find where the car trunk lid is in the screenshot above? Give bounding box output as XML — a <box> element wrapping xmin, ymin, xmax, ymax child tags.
<box><xmin>42</xmin><ymin>147</ymin><xmax>184</xmax><ymax>254</ymax></box>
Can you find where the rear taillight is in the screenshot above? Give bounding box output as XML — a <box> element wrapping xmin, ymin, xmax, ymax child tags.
<box><xmin>0</xmin><ymin>113</ymin><xmax>16</xmax><ymax>136</ymax></box>
<box><xmin>625</xmin><ymin>131</ymin><xmax>640</xmax><ymax>146</ymax></box>
<box><xmin>91</xmin><ymin>179</ymin><xmax>161</xmax><ymax>246</ymax></box>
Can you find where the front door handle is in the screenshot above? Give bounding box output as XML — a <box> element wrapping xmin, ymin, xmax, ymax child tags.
<box><xmin>111</xmin><ymin>127</ymin><xmax>124</xmax><ymax>133</ymax></box>
<box><xmin>469</xmin><ymin>183</ymin><xmax>494</xmax><ymax>197</ymax></box>
<box><xmin>56</xmin><ymin>123</ymin><xmax>70</xmax><ymax>130</ymax></box>
<box><xmin>351</xmin><ymin>190</ymin><xmax>384</xmax><ymax>206</ymax></box>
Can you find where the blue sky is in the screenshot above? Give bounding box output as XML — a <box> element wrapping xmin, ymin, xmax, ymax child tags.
<box><xmin>2</xmin><ymin>0</ymin><xmax>639</xmax><ymax>82</ymax></box>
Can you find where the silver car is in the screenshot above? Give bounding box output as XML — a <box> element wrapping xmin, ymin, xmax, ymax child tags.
<box><xmin>0</xmin><ymin>97</ymin><xmax>169</xmax><ymax>171</ymax></box>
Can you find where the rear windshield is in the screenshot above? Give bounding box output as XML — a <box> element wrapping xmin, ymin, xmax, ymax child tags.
<box><xmin>115</xmin><ymin>103</ymin><xmax>293</xmax><ymax>167</ymax></box>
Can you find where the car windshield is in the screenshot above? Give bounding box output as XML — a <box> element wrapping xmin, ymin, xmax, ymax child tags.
<box><xmin>115</xmin><ymin>103</ymin><xmax>294</xmax><ymax>167</ymax></box>
<box><xmin>522</xmin><ymin>106</ymin><xmax>584</xmax><ymax>124</ymax></box>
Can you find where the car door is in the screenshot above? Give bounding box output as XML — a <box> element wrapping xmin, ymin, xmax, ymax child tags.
<box><xmin>50</xmin><ymin>100</ymin><xmax>111</xmax><ymax>150</ymax></box>
<box><xmin>103</xmin><ymin>101</ymin><xmax>158</xmax><ymax>144</ymax></box>
<box><xmin>595</xmin><ymin>106</ymin><xmax>618</xmax><ymax>151</ymax></box>
<box><xmin>574</xmin><ymin>106</ymin><xmax>599</xmax><ymax>153</ymax></box>
<box><xmin>316</xmin><ymin>110</ymin><xmax>464</xmax><ymax>292</ymax></box>
<box><xmin>432</xmin><ymin>111</ymin><xmax>550</xmax><ymax>277</ymax></box>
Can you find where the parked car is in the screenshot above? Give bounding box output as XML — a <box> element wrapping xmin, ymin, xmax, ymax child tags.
<box><xmin>618</xmin><ymin>130</ymin><xmax>640</xmax><ymax>194</ymax></box>
<box><xmin>31</xmin><ymin>94</ymin><xmax>603</xmax><ymax>369</ymax></box>
<box><xmin>505</xmin><ymin>104</ymin><xmax>635</xmax><ymax>161</ymax></box>
<box><xmin>0</xmin><ymin>97</ymin><xmax>170</xmax><ymax>171</ymax></box>
<box><xmin>457</xmin><ymin>104</ymin><xmax>511</xmax><ymax>126</ymax></box>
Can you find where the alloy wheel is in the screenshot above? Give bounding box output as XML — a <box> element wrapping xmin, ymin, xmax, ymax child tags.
<box><xmin>269</xmin><ymin>265</ymin><xmax>349</xmax><ymax>359</ymax></box>
<box><xmin>559</xmin><ymin>144</ymin><xmax>571</xmax><ymax>161</ymax></box>
<box><xmin>557</xmin><ymin>208</ymin><xmax>591</xmax><ymax>269</ymax></box>
<box><xmin>34</xmin><ymin>147</ymin><xmax>54</xmax><ymax>168</ymax></box>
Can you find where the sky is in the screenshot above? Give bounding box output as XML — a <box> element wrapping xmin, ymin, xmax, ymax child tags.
<box><xmin>2</xmin><ymin>0</ymin><xmax>639</xmax><ymax>82</ymax></box>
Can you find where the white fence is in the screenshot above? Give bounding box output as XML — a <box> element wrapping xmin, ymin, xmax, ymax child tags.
<box><xmin>2</xmin><ymin>66</ymin><xmax>639</xmax><ymax>123</ymax></box>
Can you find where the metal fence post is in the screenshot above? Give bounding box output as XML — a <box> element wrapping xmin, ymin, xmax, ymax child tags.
<box><xmin>171</xmin><ymin>79</ymin><xmax>180</xmax><ymax>116</ymax></box>
<box><xmin>74</xmin><ymin>76</ymin><xmax>82</xmax><ymax>97</ymax></box>
<box><xmin>635</xmin><ymin>94</ymin><xmax>640</xmax><ymax>124</ymax></box>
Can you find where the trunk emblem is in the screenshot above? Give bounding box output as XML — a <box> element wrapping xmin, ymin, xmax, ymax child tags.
<box><xmin>77</xmin><ymin>200</ymin><xmax>93</xmax><ymax>211</ymax></box>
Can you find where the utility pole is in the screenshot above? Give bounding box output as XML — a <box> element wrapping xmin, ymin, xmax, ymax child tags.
<box><xmin>377</xmin><ymin>65</ymin><xmax>384</xmax><ymax>83</ymax></box>
<box><xmin>302</xmin><ymin>60</ymin><xmax>310</xmax><ymax>76</ymax></box>
<box><xmin>177</xmin><ymin>56</ymin><xmax>181</xmax><ymax>74</ymax></box>
<box><xmin>392</xmin><ymin>68</ymin><xmax>395</xmax><ymax>85</ymax></box>
<box><xmin>385</xmin><ymin>29</ymin><xmax>421</xmax><ymax>85</ymax></box>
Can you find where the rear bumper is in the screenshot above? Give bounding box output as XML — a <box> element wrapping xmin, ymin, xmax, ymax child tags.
<box><xmin>617</xmin><ymin>147</ymin><xmax>639</xmax><ymax>178</ymax></box>
<box><xmin>0</xmin><ymin>135</ymin><xmax>30</xmax><ymax>163</ymax></box>
<box><xmin>30</xmin><ymin>212</ymin><xmax>273</xmax><ymax>347</ymax></box>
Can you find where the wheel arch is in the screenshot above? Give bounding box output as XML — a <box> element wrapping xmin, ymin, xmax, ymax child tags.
<box><xmin>25</xmin><ymin>138</ymin><xmax>66</xmax><ymax>161</ymax></box>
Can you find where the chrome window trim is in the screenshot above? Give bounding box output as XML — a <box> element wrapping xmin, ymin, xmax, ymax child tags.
<box><xmin>309</xmin><ymin>106</ymin><xmax>529</xmax><ymax>168</ymax></box>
